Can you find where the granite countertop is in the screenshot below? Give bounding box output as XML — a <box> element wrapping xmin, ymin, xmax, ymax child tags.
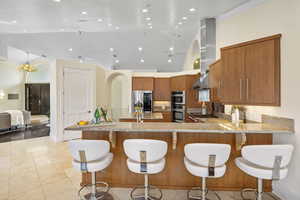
<box><xmin>119</xmin><ymin>112</ymin><xmax>163</xmax><ymax>120</ymax></box>
<box><xmin>65</xmin><ymin>122</ymin><xmax>294</xmax><ymax>134</ymax></box>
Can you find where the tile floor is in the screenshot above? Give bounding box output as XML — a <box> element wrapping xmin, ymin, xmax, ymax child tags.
<box><xmin>0</xmin><ymin>125</ymin><xmax>50</xmax><ymax>143</ymax></box>
<box><xmin>0</xmin><ymin>136</ymin><xmax>279</xmax><ymax>200</ymax></box>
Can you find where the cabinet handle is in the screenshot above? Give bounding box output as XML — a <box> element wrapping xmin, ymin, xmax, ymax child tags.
<box><xmin>219</xmin><ymin>80</ymin><xmax>222</xmax><ymax>98</ymax></box>
<box><xmin>240</xmin><ymin>79</ymin><xmax>243</xmax><ymax>100</ymax></box>
<box><xmin>246</xmin><ymin>78</ymin><xmax>249</xmax><ymax>100</ymax></box>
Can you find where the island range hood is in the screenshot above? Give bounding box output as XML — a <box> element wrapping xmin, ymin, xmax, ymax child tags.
<box><xmin>193</xmin><ymin>18</ymin><xmax>216</xmax><ymax>90</ymax></box>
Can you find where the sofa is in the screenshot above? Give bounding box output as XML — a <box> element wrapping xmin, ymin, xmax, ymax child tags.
<box><xmin>0</xmin><ymin>112</ymin><xmax>11</xmax><ymax>132</ymax></box>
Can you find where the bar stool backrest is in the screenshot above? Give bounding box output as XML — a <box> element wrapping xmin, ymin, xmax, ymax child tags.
<box><xmin>242</xmin><ymin>145</ymin><xmax>294</xmax><ymax>168</ymax></box>
<box><xmin>184</xmin><ymin>143</ymin><xmax>231</xmax><ymax>167</ymax></box>
<box><xmin>124</xmin><ymin>139</ymin><xmax>168</xmax><ymax>162</ymax></box>
<box><xmin>69</xmin><ymin>139</ymin><xmax>110</xmax><ymax>162</ymax></box>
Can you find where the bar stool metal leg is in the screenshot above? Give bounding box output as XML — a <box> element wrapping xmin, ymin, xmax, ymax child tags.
<box><xmin>78</xmin><ymin>172</ymin><xmax>112</xmax><ymax>200</ymax></box>
<box><xmin>187</xmin><ymin>178</ymin><xmax>221</xmax><ymax>200</ymax></box>
<box><xmin>241</xmin><ymin>179</ymin><xmax>279</xmax><ymax>200</ymax></box>
<box><xmin>130</xmin><ymin>174</ymin><xmax>163</xmax><ymax>200</ymax></box>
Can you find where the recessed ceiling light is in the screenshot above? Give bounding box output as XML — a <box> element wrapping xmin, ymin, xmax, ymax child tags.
<box><xmin>140</xmin><ymin>58</ymin><xmax>145</xmax><ymax>63</ymax></box>
<box><xmin>97</xmin><ymin>18</ymin><xmax>103</xmax><ymax>22</ymax></box>
<box><xmin>189</xmin><ymin>8</ymin><xmax>196</xmax><ymax>12</ymax></box>
<box><xmin>147</xmin><ymin>22</ymin><xmax>152</xmax><ymax>26</ymax></box>
<box><xmin>146</xmin><ymin>17</ymin><xmax>151</xmax><ymax>21</ymax></box>
<box><xmin>109</xmin><ymin>48</ymin><xmax>114</xmax><ymax>52</ymax></box>
<box><xmin>108</xmin><ymin>23</ymin><xmax>112</xmax><ymax>27</ymax></box>
<box><xmin>182</xmin><ymin>17</ymin><xmax>188</xmax><ymax>20</ymax></box>
<box><xmin>168</xmin><ymin>58</ymin><xmax>172</xmax><ymax>63</ymax></box>
<box><xmin>115</xmin><ymin>59</ymin><xmax>119</xmax><ymax>63</ymax></box>
<box><xmin>115</xmin><ymin>26</ymin><xmax>120</xmax><ymax>30</ymax></box>
<box><xmin>138</xmin><ymin>47</ymin><xmax>143</xmax><ymax>51</ymax></box>
<box><xmin>178</xmin><ymin>22</ymin><xmax>183</xmax><ymax>25</ymax></box>
<box><xmin>11</xmin><ymin>20</ymin><xmax>17</xmax><ymax>24</ymax></box>
<box><xmin>149</xmin><ymin>26</ymin><xmax>153</xmax><ymax>29</ymax></box>
<box><xmin>53</xmin><ymin>0</ymin><xmax>61</xmax><ymax>2</ymax></box>
<box><xmin>81</xmin><ymin>11</ymin><xmax>87</xmax><ymax>15</ymax></box>
<box><xmin>142</xmin><ymin>9</ymin><xmax>148</xmax><ymax>13</ymax></box>
<box><xmin>68</xmin><ymin>48</ymin><xmax>73</xmax><ymax>52</ymax></box>
<box><xmin>169</xmin><ymin>47</ymin><xmax>174</xmax><ymax>51</ymax></box>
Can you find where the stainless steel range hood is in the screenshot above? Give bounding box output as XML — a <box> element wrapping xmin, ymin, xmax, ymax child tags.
<box><xmin>192</xmin><ymin>70</ymin><xmax>209</xmax><ymax>89</ymax></box>
<box><xmin>193</xmin><ymin>18</ymin><xmax>216</xmax><ymax>90</ymax></box>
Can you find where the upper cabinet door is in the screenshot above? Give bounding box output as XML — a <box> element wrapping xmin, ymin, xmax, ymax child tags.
<box><xmin>154</xmin><ymin>78</ymin><xmax>171</xmax><ymax>101</ymax></box>
<box><xmin>170</xmin><ymin>75</ymin><xmax>186</xmax><ymax>91</ymax></box>
<box><xmin>209</xmin><ymin>60</ymin><xmax>222</xmax><ymax>102</ymax></box>
<box><xmin>244</xmin><ymin>39</ymin><xmax>280</xmax><ymax>105</ymax></box>
<box><xmin>132</xmin><ymin>77</ymin><xmax>154</xmax><ymax>91</ymax></box>
<box><xmin>221</xmin><ymin>47</ymin><xmax>245</xmax><ymax>104</ymax></box>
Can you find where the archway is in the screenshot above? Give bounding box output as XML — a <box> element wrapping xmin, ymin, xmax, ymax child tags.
<box><xmin>105</xmin><ymin>71</ymin><xmax>132</xmax><ymax>120</ymax></box>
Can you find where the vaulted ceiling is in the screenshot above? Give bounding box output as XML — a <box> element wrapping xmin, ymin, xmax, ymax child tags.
<box><xmin>0</xmin><ymin>0</ymin><xmax>250</xmax><ymax>72</ymax></box>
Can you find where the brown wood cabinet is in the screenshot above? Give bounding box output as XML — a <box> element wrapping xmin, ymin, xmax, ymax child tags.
<box><xmin>154</xmin><ymin>78</ymin><xmax>171</xmax><ymax>101</ymax></box>
<box><xmin>185</xmin><ymin>74</ymin><xmax>201</xmax><ymax>108</ymax></box>
<box><xmin>244</xmin><ymin>39</ymin><xmax>280</xmax><ymax>105</ymax></box>
<box><xmin>221</xmin><ymin>47</ymin><xmax>246</xmax><ymax>103</ymax></box>
<box><xmin>220</xmin><ymin>34</ymin><xmax>281</xmax><ymax>106</ymax></box>
<box><xmin>160</xmin><ymin>111</ymin><xmax>172</xmax><ymax>122</ymax></box>
<box><xmin>132</xmin><ymin>77</ymin><xmax>154</xmax><ymax>90</ymax></box>
<box><xmin>170</xmin><ymin>75</ymin><xmax>186</xmax><ymax>91</ymax></box>
<box><xmin>209</xmin><ymin>60</ymin><xmax>222</xmax><ymax>102</ymax></box>
<box><xmin>170</xmin><ymin>74</ymin><xmax>201</xmax><ymax>108</ymax></box>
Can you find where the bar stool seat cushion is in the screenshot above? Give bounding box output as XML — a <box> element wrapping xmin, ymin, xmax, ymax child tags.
<box><xmin>127</xmin><ymin>158</ymin><xmax>166</xmax><ymax>174</ymax></box>
<box><xmin>235</xmin><ymin>157</ymin><xmax>288</xmax><ymax>180</ymax></box>
<box><xmin>184</xmin><ymin>157</ymin><xmax>226</xmax><ymax>178</ymax></box>
<box><xmin>73</xmin><ymin>152</ymin><xmax>113</xmax><ymax>173</ymax></box>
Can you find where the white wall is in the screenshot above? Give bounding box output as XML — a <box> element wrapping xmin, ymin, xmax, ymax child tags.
<box><xmin>216</xmin><ymin>0</ymin><xmax>300</xmax><ymax>199</ymax></box>
<box><xmin>183</xmin><ymin>29</ymin><xmax>201</xmax><ymax>71</ymax></box>
<box><xmin>0</xmin><ymin>61</ymin><xmax>50</xmax><ymax>112</ymax></box>
<box><xmin>105</xmin><ymin>70</ymin><xmax>132</xmax><ymax>118</ymax></box>
<box><xmin>0</xmin><ymin>62</ymin><xmax>24</xmax><ymax>111</ymax></box>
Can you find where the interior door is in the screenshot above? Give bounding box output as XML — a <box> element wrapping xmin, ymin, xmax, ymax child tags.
<box><xmin>221</xmin><ymin>47</ymin><xmax>245</xmax><ymax>104</ymax></box>
<box><xmin>29</xmin><ymin>84</ymin><xmax>41</xmax><ymax>115</ymax></box>
<box><xmin>40</xmin><ymin>84</ymin><xmax>50</xmax><ymax>115</ymax></box>
<box><xmin>63</xmin><ymin>68</ymin><xmax>94</xmax><ymax>140</ymax></box>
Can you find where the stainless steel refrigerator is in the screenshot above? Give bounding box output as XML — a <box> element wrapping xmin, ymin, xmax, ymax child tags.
<box><xmin>132</xmin><ymin>90</ymin><xmax>153</xmax><ymax>113</ymax></box>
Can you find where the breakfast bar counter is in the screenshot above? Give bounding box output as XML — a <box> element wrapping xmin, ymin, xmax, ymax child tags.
<box><xmin>65</xmin><ymin>122</ymin><xmax>293</xmax><ymax>191</ymax></box>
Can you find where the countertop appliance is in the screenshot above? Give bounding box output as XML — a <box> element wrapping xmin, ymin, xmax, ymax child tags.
<box><xmin>132</xmin><ymin>90</ymin><xmax>153</xmax><ymax>113</ymax></box>
<box><xmin>171</xmin><ymin>91</ymin><xmax>186</xmax><ymax>123</ymax></box>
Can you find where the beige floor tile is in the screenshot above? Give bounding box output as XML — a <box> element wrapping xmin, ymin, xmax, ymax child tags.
<box><xmin>8</xmin><ymin>188</ymin><xmax>45</xmax><ymax>200</ymax></box>
<box><xmin>0</xmin><ymin>137</ymin><xmax>282</xmax><ymax>200</ymax></box>
<box><xmin>0</xmin><ymin>184</ymin><xmax>9</xmax><ymax>200</ymax></box>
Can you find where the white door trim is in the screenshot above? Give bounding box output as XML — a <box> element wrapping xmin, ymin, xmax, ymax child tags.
<box><xmin>52</xmin><ymin>61</ymin><xmax>96</xmax><ymax>142</ymax></box>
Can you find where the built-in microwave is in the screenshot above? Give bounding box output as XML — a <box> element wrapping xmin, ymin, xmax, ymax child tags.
<box><xmin>171</xmin><ymin>91</ymin><xmax>185</xmax><ymax>105</ymax></box>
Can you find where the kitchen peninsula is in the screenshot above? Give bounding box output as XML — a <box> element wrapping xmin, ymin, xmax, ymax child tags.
<box><xmin>65</xmin><ymin>121</ymin><xmax>293</xmax><ymax>191</ymax></box>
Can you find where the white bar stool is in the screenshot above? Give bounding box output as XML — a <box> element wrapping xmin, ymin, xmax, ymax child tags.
<box><xmin>184</xmin><ymin>143</ymin><xmax>231</xmax><ymax>200</ymax></box>
<box><xmin>69</xmin><ymin>139</ymin><xmax>114</xmax><ymax>200</ymax></box>
<box><xmin>235</xmin><ymin>144</ymin><xmax>294</xmax><ymax>200</ymax></box>
<box><xmin>123</xmin><ymin>139</ymin><xmax>168</xmax><ymax>200</ymax></box>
